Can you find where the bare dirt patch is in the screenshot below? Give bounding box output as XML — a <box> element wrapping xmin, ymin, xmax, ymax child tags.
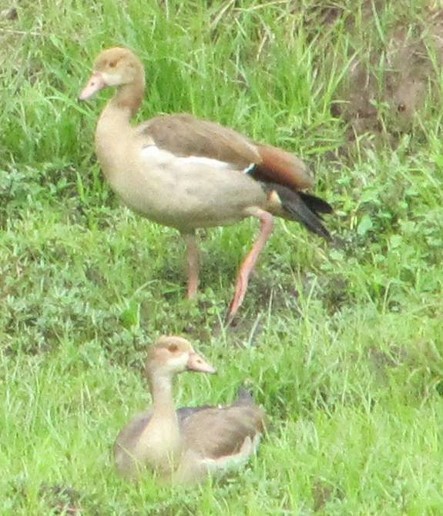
<box><xmin>307</xmin><ymin>2</ymin><xmax>443</xmax><ymax>147</ymax></box>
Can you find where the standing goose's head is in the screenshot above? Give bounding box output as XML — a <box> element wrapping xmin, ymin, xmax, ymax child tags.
<box><xmin>79</xmin><ymin>47</ymin><xmax>145</xmax><ymax>101</ymax></box>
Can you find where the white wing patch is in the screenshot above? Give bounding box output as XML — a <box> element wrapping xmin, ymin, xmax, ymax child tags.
<box><xmin>141</xmin><ymin>145</ymin><xmax>237</xmax><ymax>170</ymax></box>
<box><xmin>178</xmin><ymin>155</ymin><xmax>231</xmax><ymax>170</ymax></box>
<box><xmin>141</xmin><ymin>145</ymin><xmax>176</xmax><ymax>165</ymax></box>
<box><xmin>200</xmin><ymin>433</ymin><xmax>261</xmax><ymax>474</ymax></box>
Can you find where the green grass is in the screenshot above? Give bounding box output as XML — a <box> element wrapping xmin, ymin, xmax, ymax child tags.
<box><xmin>1</xmin><ymin>0</ymin><xmax>442</xmax><ymax>513</ymax></box>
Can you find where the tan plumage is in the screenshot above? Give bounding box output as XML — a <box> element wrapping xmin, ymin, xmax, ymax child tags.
<box><xmin>79</xmin><ymin>47</ymin><xmax>333</xmax><ymax>321</ymax></box>
<box><xmin>114</xmin><ymin>336</ymin><xmax>266</xmax><ymax>484</ymax></box>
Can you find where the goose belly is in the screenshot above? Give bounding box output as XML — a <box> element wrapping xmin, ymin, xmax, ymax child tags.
<box><xmin>106</xmin><ymin>159</ymin><xmax>267</xmax><ymax>231</ymax></box>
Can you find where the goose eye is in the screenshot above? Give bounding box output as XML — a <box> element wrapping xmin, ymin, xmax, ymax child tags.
<box><xmin>109</xmin><ymin>60</ymin><xmax>117</xmax><ymax>68</ymax></box>
<box><xmin>168</xmin><ymin>344</ymin><xmax>178</xmax><ymax>353</ymax></box>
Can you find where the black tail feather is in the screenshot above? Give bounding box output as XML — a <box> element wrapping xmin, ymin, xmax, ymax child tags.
<box><xmin>274</xmin><ymin>185</ymin><xmax>332</xmax><ymax>240</ymax></box>
<box><xmin>299</xmin><ymin>192</ymin><xmax>333</xmax><ymax>216</ymax></box>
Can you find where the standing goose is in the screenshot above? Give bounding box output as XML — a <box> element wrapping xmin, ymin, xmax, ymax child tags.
<box><xmin>114</xmin><ymin>336</ymin><xmax>266</xmax><ymax>484</ymax></box>
<box><xmin>79</xmin><ymin>47</ymin><xmax>333</xmax><ymax>321</ymax></box>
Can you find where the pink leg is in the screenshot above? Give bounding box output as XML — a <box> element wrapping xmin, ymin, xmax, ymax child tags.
<box><xmin>183</xmin><ymin>233</ymin><xmax>200</xmax><ymax>299</ymax></box>
<box><xmin>228</xmin><ymin>209</ymin><xmax>274</xmax><ymax>322</ymax></box>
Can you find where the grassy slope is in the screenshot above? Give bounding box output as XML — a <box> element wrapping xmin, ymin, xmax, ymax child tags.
<box><xmin>1</xmin><ymin>0</ymin><xmax>442</xmax><ymax>513</ymax></box>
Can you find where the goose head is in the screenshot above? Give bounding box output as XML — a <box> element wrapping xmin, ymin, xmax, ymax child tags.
<box><xmin>146</xmin><ymin>336</ymin><xmax>216</xmax><ymax>382</ymax></box>
<box><xmin>79</xmin><ymin>47</ymin><xmax>144</xmax><ymax>100</ymax></box>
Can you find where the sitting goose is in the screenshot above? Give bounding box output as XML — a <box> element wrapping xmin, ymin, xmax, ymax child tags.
<box><xmin>79</xmin><ymin>47</ymin><xmax>333</xmax><ymax>321</ymax></box>
<box><xmin>114</xmin><ymin>336</ymin><xmax>266</xmax><ymax>484</ymax></box>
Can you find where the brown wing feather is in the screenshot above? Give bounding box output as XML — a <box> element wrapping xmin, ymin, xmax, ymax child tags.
<box><xmin>181</xmin><ymin>405</ymin><xmax>266</xmax><ymax>459</ymax></box>
<box><xmin>256</xmin><ymin>144</ymin><xmax>314</xmax><ymax>190</ymax></box>
<box><xmin>139</xmin><ymin>114</ymin><xmax>260</xmax><ymax>168</ymax></box>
